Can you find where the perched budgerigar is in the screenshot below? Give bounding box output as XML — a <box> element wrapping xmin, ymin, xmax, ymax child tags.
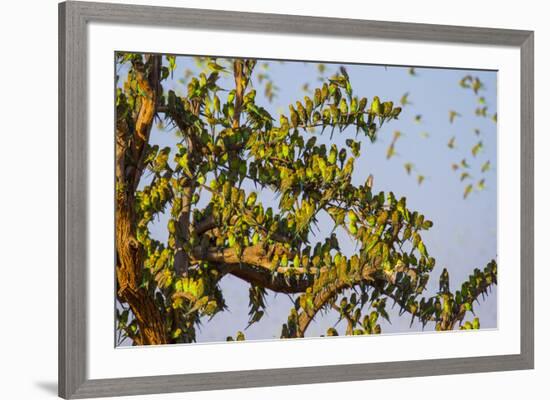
<box><xmin>207</xmin><ymin>60</ymin><xmax>226</xmax><ymax>72</ymax></box>
<box><xmin>370</xmin><ymin>96</ymin><xmax>382</xmax><ymax>116</ymax></box>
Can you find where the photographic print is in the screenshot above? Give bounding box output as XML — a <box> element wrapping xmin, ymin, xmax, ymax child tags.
<box><xmin>114</xmin><ymin>52</ymin><xmax>497</xmax><ymax>346</ymax></box>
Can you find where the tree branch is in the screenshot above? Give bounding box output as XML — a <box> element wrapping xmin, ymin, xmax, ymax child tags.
<box><xmin>297</xmin><ymin>265</ymin><xmax>378</xmax><ymax>337</ymax></box>
<box><xmin>190</xmin><ymin>242</ymin><xmax>312</xmax><ymax>293</ymax></box>
<box><xmin>192</xmin><ymin>243</ymin><xmax>276</xmax><ymax>271</ymax></box>
<box><xmin>193</xmin><ymin>210</ymin><xmax>292</xmax><ymax>245</ymax></box>
<box><xmin>228</xmin><ymin>265</ymin><xmax>311</xmax><ymax>294</ymax></box>
<box><xmin>131</xmin><ymin>54</ymin><xmax>161</xmax><ymax>193</ymax></box>
<box><xmin>233</xmin><ymin>60</ymin><xmax>244</xmax><ymax>129</ymax></box>
<box><xmin>170</xmin><ymin>100</ymin><xmax>202</xmax><ymax>278</ymax></box>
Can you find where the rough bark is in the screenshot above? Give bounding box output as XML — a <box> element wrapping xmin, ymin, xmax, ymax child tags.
<box><xmin>115</xmin><ymin>194</ymin><xmax>168</xmax><ymax>345</ymax></box>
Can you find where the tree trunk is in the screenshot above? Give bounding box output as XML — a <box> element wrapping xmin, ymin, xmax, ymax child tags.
<box><xmin>115</xmin><ymin>54</ymin><xmax>168</xmax><ymax>345</ymax></box>
<box><xmin>116</xmin><ymin>199</ymin><xmax>168</xmax><ymax>345</ymax></box>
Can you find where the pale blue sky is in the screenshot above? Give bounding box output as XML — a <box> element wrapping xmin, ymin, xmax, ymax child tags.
<box><xmin>117</xmin><ymin>54</ymin><xmax>497</xmax><ymax>343</ymax></box>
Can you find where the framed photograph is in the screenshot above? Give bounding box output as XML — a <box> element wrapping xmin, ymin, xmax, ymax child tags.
<box><xmin>59</xmin><ymin>1</ymin><xmax>534</xmax><ymax>398</ymax></box>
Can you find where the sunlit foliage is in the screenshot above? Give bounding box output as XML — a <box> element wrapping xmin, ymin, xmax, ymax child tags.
<box><xmin>115</xmin><ymin>53</ymin><xmax>497</xmax><ymax>345</ymax></box>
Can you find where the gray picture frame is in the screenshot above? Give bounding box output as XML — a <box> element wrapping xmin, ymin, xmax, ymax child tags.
<box><xmin>59</xmin><ymin>1</ymin><xmax>534</xmax><ymax>398</ymax></box>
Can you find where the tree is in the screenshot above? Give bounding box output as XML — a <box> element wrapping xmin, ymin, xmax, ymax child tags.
<box><xmin>115</xmin><ymin>53</ymin><xmax>497</xmax><ymax>346</ymax></box>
